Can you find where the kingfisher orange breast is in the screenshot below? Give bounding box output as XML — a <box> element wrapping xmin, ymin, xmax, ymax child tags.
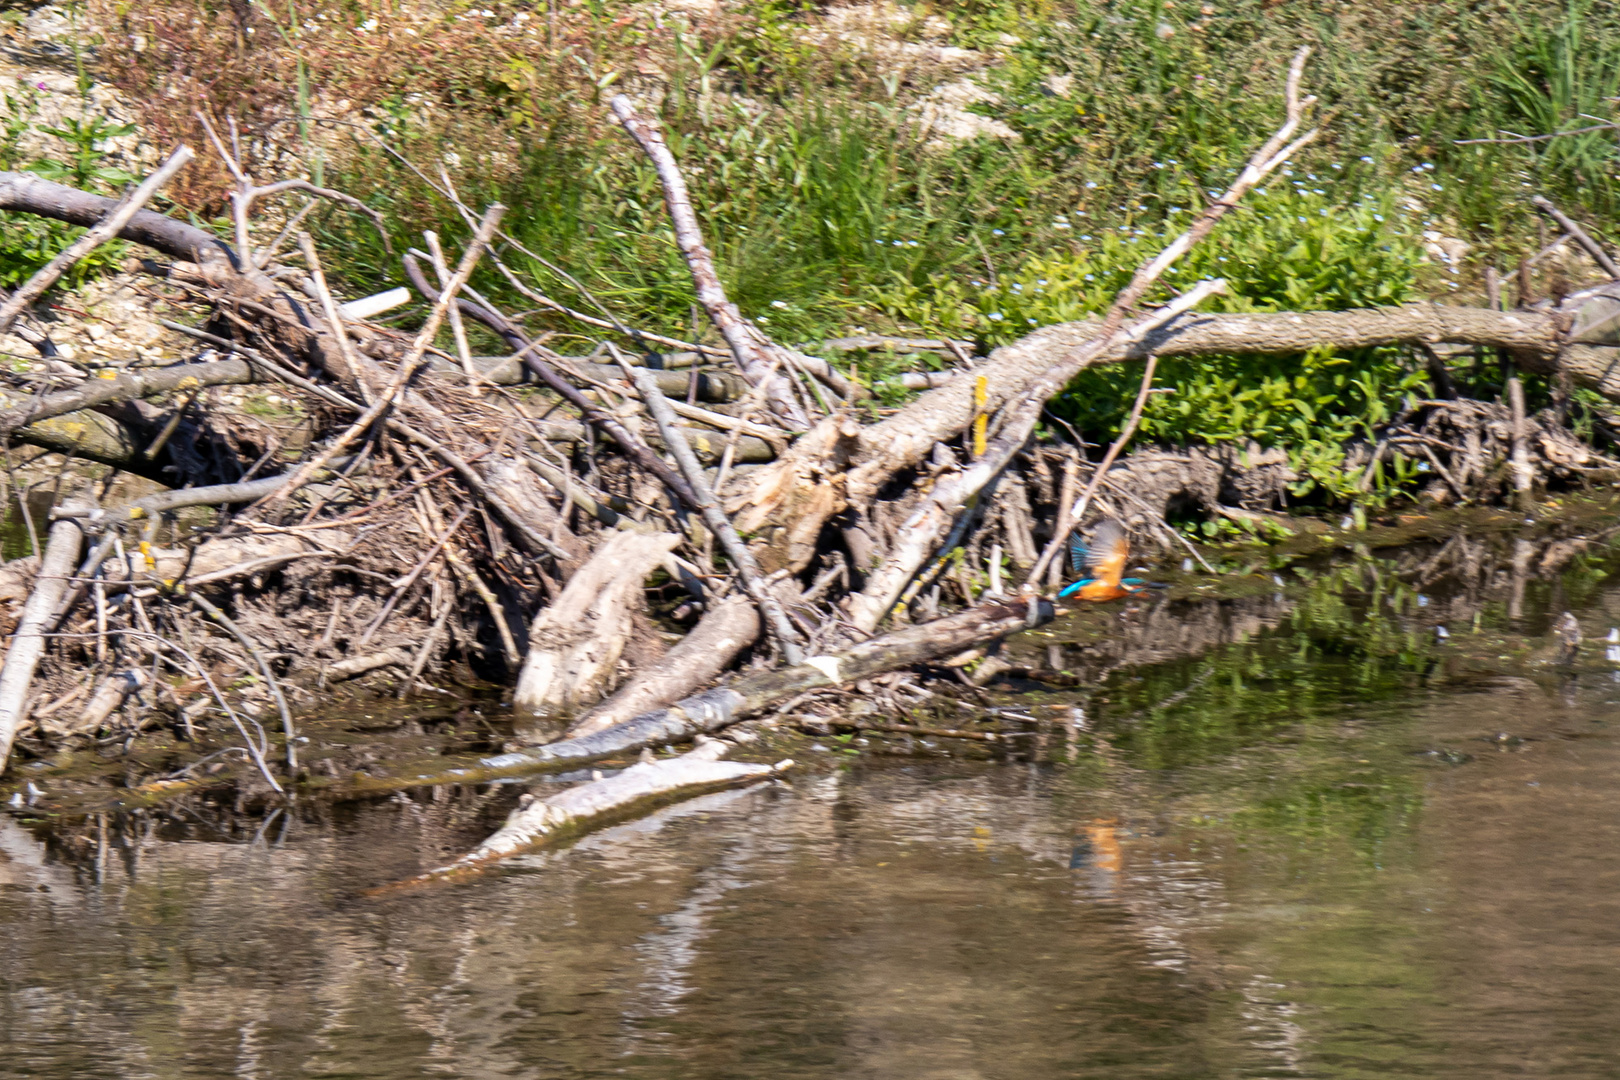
<box><xmin>1072</xmin><ymin>580</ymin><xmax>1132</xmax><ymax>602</ymax></box>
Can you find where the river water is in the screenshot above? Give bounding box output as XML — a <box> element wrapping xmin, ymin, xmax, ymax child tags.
<box><xmin>5</xmin><ymin>529</ymin><xmax>1620</xmax><ymax>1078</ymax></box>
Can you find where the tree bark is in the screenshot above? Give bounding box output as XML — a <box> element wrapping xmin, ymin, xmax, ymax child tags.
<box><xmin>513</xmin><ymin>529</ymin><xmax>680</xmax><ymax>719</ymax></box>
<box><xmin>0</xmin><ymin>511</ymin><xmax>86</xmax><ymax>772</ymax></box>
<box><xmin>561</xmin><ymin>593</ymin><xmax>761</xmax><ymax>740</ymax></box>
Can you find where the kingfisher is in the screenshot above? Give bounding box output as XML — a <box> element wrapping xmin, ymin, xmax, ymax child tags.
<box><xmin>1058</xmin><ymin>519</ymin><xmax>1162</xmax><ymax>601</ymax></box>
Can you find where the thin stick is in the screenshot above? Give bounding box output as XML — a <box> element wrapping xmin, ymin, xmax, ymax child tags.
<box><xmin>609</xmin><ymin>95</ymin><xmax>807</xmax><ymax>427</ymax></box>
<box><xmin>178</xmin><ymin>587</ymin><xmax>298</xmax><ymax>774</ymax></box>
<box><xmin>417</xmin><ymin>484</ymin><xmax>521</xmax><ymax>667</ymax></box>
<box><xmin>1027</xmin><ymin>355</ymin><xmax>1160</xmax><ymax>584</ymax></box>
<box><xmin>354</xmin><ymin>507</ymin><xmax>469</xmax><ymax>649</ymax></box>
<box><xmin>252</xmin><ymin>205</ymin><xmax>505</xmax><ymax>519</ymax></box>
<box><xmin>1508</xmin><ymin>374</ymin><xmax>1534</xmax><ymax>509</ymax></box>
<box><xmin>87</xmin><ymin>627</ymin><xmax>281</xmax><ymax>794</ymax></box>
<box><xmin>622</xmin><ymin>355</ymin><xmax>807</xmax><ymax>664</ymax></box>
<box><xmin>297</xmin><ymin>232</ymin><xmax>370</xmax><ymax>398</ymax></box>
<box><xmin>424</xmin><ymin>230</ymin><xmax>482</xmax><ymax>393</ymax></box>
<box><xmin>399</xmin><ymin>593</ymin><xmax>453</xmax><ymax>699</ymax></box>
<box><xmin>0</xmin><ymin>146</ymin><xmax>194</xmax><ymax>334</ymax></box>
<box><xmin>1531</xmin><ymin>195</ymin><xmax>1620</xmax><ymax>280</ymax></box>
<box><xmin>1457</xmin><ymin>122</ymin><xmax>1620</xmax><ymax>146</ymax></box>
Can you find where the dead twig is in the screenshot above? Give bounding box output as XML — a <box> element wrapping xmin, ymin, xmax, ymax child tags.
<box><xmin>1531</xmin><ymin>195</ymin><xmax>1620</xmax><ymax>280</ymax></box>
<box><xmin>1028</xmin><ymin>353</ymin><xmax>1163</xmax><ymax>585</ymax></box>
<box><xmin>623</xmin><ymin>354</ymin><xmax>807</xmax><ymax>665</ymax></box>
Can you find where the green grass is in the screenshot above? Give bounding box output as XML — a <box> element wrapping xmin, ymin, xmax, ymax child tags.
<box><xmin>84</xmin><ymin>0</ymin><xmax>1620</xmax><ymax>506</ymax></box>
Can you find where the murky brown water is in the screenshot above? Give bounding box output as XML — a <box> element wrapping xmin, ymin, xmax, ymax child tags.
<box><xmin>7</xmin><ymin>531</ymin><xmax>1620</xmax><ymax>1078</ymax></box>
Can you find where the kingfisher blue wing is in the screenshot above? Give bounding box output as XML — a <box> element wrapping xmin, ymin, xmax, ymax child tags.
<box><xmin>1068</xmin><ymin>530</ymin><xmax>1091</xmax><ymax>575</ymax></box>
<box><xmin>1057</xmin><ymin>576</ymin><xmax>1095</xmax><ymax>599</ymax></box>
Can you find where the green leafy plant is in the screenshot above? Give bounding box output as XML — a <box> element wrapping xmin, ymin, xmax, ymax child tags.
<box><xmin>29</xmin><ymin>115</ymin><xmax>138</xmax><ymax>190</ymax></box>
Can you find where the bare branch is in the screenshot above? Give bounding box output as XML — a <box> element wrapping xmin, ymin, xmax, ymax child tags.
<box><xmin>1532</xmin><ymin>195</ymin><xmax>1620</xmax><ymax>280</ymax></box>
<box><xmin>609</xmin><ymin>94</ymin><xmax>810</xmax><ymax>427</ymax></box>
<box><xmin>0</xmin><ymin>146</ymin><xmax>194</xmax><ymax>335</ymax></box>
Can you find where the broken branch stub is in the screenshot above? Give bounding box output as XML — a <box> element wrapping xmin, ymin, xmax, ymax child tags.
<box><xmin>513</xmin><ymin>529</ymin><xmax>681</xmax><ymax>720</ymax></box>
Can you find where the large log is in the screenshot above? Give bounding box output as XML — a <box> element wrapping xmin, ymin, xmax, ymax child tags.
<box><xmin>733</xmin><ymin>304</ymin><xmax>1601</xmax><ymax>573</ymax></box>
<box><xmin>560</xmin><ymin>592</ymin><xmax>761</xmax><ymax>740</ymax></box>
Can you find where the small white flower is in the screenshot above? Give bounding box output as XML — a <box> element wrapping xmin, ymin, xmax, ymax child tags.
<box><xmin>987</xmin><ymin>312</ymin><xmax>1004</xmax><ymax>320</ymax></box>
<box><xmin>771</xmin><ymin>300</ymin><xmax>788</xmax><ymax>308</ymax></box>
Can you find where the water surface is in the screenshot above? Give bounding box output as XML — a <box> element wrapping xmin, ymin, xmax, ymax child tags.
<box><xmin>6</xmin><ymin>533</ymin><xmax>1620</xmax><ymax>1078</ymax></box>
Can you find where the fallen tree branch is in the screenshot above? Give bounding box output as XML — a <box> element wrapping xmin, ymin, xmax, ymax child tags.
<box><xmin>75</xmin><ymin>668</ymin><xmax>149</xmax><ymax>733</ymax></box>
<box><xmin>0</xmin><ymin>357</ymin><xmax>255</xmax><ymax>439</ymax></box>
<box><xmin>1532</xmin><ymin>195</ymin><xmax>1620</xmax><ymax>280</ymax></box>
<box><xmin>629</xmin><ymin>362</ymin><xmax>807</xmax><ymax>665</ymax></box>
<box><xmin>609</xmin><ymin>94</ymin><xmax>810</xmax><ymax>427</ymax></box>
<box><xmin>0</xmin><ymin>170</ymin><xmax>230</xmax><ymax>266</ymax></box>
<box><xmin>841</xmin><ymin>47</ymin><xmax>1315</xmax><ymax>620</ymax></box>
<box><xmin>0</xmin><ymin>506</ymin><xmax>86</xmax><ymax>773</ymax></box>
<box><xmin>513</xmin><ymin>529</ymin><xmax>680</xmax><ymax>718</ymax></box>
<box><xmin>0</xmin><ymin>146</ymin><xmax>195</xmax><ymax>335</ymax></box>
<box><xmin>561</xmin><ymin>592</ymin><xmax>761</xmax><ymax>740</ymax></box>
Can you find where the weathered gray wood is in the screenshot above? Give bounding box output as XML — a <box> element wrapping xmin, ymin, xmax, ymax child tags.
<box><xmin>562</xmin><ymin>593</ymin><xmax>761</xmax><ymax>740</ymax></box>
<box><xmin>0</xmin><ymin>509</ymin><xmax>86</xmax><ymax>772</ymax></box>
<box><xmin>377</xmin><ymin>596</ymin><xmax>1052</xmax><ymax>792</ymax></box>
<box><xmin>513</xmin><ymin>530</ymin><xmax>680</xmax><ymax>718</ymax></box>
<box><xmin>387</xmin><ymin>738</ymin><xmax>790</xmax><ymax>886</ymax></box>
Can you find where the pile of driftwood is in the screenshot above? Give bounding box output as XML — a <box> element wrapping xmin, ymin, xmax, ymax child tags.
<box><xmin>0</xmin><ymin>51</ymin><xmax>1617</xmax><ymax>855</ymax></box>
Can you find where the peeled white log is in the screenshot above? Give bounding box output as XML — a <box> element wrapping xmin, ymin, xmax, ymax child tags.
<box><xmin>514</xmin><ymin>529</ymin><xmax>679</xmax><ymax>718</ymax></box>
<box><xmin>337</xmin><ymin>286</ymin><xmax>411</xmax><ymax>321</ymax></box>
<box><xmin>0</xmin><ymin>511</ymin><xmax>86</xmax><ymax>774</ymax></box>
<box><xmin>328</xmin><ymin>648</ymin><xmax>413</xmax><ymax>681</ymax></box>
<box><xmin>406</xmin><ymin>738</ymin><xmax>790</xmax><ymax>882</ymax></box>
<box><xmin>562</xmin><ymin>593</ymin><xmax>760</xmax><ymax>740</ymax></box>
<box><xmin>76</xmin><ymin>668</ymin><xmax>150</xmax><ymax>732</ymax></box>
